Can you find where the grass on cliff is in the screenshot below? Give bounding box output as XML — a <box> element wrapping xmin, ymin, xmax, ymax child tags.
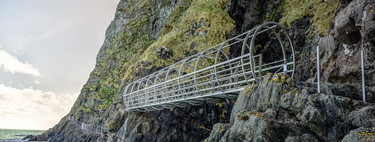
<box><xmin>134</xmin><ymin>0</ymin><xmax>235</xmax><ymax>70</ymax></box>
<box><xmin>278</xmin><ymin>0</ymin><xmax>338</xmax><ymax>36</ymax></box>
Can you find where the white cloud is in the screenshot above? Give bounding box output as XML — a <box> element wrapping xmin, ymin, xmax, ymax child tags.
<box><xmin>0</xmin><ymin>45</ymin><xmax>42</xmax><ymax>77</ymax></box>
<box><xmin>15</xmin><ymin>25</ymin><xmax>65</xmax><ymax>48</ymax></box>
<box><xmin>34</xmin><ymin>80</ymin><xmax>41</xmax><ymax>84</ymax></box>
<box><xmin>0</xmin><ymin>84</ymin><xmax>78</xmax><ymax>130</ymax></box>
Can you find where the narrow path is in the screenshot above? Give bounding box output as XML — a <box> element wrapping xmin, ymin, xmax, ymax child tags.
<box><xmin>66</xmin><ymin>116</ymin><xmax>107</xmax><ymax>135</ymax></box>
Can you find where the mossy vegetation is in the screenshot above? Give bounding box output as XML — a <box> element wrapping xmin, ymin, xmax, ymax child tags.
<box><xmin>277</xmin><ymin>0</ymin><xmax>338</xmax><ymax>35</ymax></box>
<box><xmin>134</xmin><ymin>0</ymin><xmax>235</xmax><ymax>69</ymax></box>
<box><xmin>80</xmin><ymin>105</ymin><xmax>92</xmax><ymax>113</ymax></box>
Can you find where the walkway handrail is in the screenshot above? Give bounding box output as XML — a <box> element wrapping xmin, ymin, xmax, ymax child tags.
<box><xmin>66</xmin><ymin>116</ymin><xmax>107</xmax><ymax>135</ymax></box>
<box><xmin>123</xmin><ymin>22</ymin><xmax>295</xmax><ymax>111</ymax></box>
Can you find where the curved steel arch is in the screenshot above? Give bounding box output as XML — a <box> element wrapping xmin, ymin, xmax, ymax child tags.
<box><xmin>178</xmin><ymin>56</ymin><xmax>197</xmax><ymax>97</ymax></box>
<box><xmin>214</xmin><ymin>41</ymin><xmax>232</xmax><ymax>88</ymax></box>
<box><xmin>123</xmin><ymin>21</ymin><xmax>295</xmax><ymax>111</ymax></box>
<box><xmin>248</xmin><ymin>22</ymin><xmax>295</xmax><ymax>80</ymax></box>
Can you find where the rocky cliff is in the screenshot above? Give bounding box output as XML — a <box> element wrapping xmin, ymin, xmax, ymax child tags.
<box><xmin>30</xmin><ymin>0</ymin><xmax>375</xmax><ymax>141</ymax></box>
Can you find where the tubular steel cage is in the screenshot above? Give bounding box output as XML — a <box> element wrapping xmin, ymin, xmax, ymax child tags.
<box><xmin>123</xmin><ymin>22</ymin><xmax>295</xmax><ymax>111</ymax></box>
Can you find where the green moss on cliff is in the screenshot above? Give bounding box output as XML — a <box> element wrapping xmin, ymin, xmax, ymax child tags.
<box><xmin>134</xmin><ymin>0</ymin><xmax>235</xmax><ymax>69</ymax></box>
<box><xmin>279</xmin><ymin>0</ymin><xmax>338</xmax><ymax>35</ymax></box>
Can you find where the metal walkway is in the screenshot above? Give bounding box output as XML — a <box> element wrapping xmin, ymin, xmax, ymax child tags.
<box><xmin>123</xmin><ymin>22</ymin><xmax>295</xmax><ymax>111</ymax></box>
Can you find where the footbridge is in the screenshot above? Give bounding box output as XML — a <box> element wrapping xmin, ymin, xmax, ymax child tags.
<box><xmin>123</xmin><ymin>22</ymin><xmax>295</xmax><ymax>111</ymax></box>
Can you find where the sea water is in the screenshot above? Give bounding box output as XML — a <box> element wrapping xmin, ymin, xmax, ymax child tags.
<box><xmin>0</xmin><ymin>129</ymin><xmax>44</xmax><ymax>140</ymax></box>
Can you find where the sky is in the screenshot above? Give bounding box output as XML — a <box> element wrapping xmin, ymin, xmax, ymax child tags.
<box><xmin>0</xmin><ymin>0</ymin><xmax>120</xmax><ymax>130</ymax></box>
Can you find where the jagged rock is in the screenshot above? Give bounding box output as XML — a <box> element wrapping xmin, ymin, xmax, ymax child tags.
<box><xmin>226</xmin><ymin>0</ymin><xmax>266</xmax><ymax>33</ymax></box>
<box><xmin>149</xmin><ymin>0</ymin><xmax>181</xmax><ymax>39</ymax></box>
<box><xmin>285</xmin><ymin>133</ymin><xmax>319</xmax><ymax>142</ymax></box>
<box><xmin>367</xmin><ymin>24</ymin><xmax>375</xmax><ymax>45</ymax></box>
<box><xmin>347</xmin><ymin>106</ymin><xmax>375</xmax><ymax>128</ymax></box>
<box><xmin>298</xmin><ymin>105</ymin><xmax>327</xmax><ymax>137</ymax></box>
<box><xmin>204</xmin><ymin>123</ymin><xmax>231</xmax><ymax>142</ymax></box>
<box><xmin>335</xmin><ymin>18</ymin><xmax>361</xmax><ymax>45</ymax></box>
<box><xmin>291</xmin><ymin>17</ymin><xmax>315</xmax><ymax>82</ymax></box>
<box><xmin>341</xmin><ymin>127</ymin><xmax>375</xmax><ymax>142</ymax></box>
<box><xmin>156</xmin><ymin>45</ymin><xmax>173</xmax><ymax>59</ymax></box>
<box><xmin>333</xmin><ymin>0</ymin><xmax>374</xmax><ymax>45</ymax></box>
<box><xmin>206</xmin><ymin>73</ymin><xmax>374</xmax><ymax>141</ymax></box>
<box><xmin>320</xmin><ymin>83</ymin><xmax>362</xmax><ymax>100</ymax></box>
<box><xmin>314</xmin><ymin>0</ymin><xmax>375</xmax><ymax>102</ymax></box>
<box><xmin>186</xmin><ymin>18</ymin><xmax>208</xmax><ymax>37</ymax></box>
<box><xmin>114</xmin><ymin>100</ymin><xmax>234</xmax><ymax>142</ymax></box>
<box><xmin>318</xmin><ymin>35</ymin><xmax>337</xmax><ymax>80</ymax></box>
<box><xmin>221</xmin><ymin>110</ymin><xmax>276</xmax><ymax>142</ymax></box>
<box><xmin>226</xmin><ymin>0</ymin><xmax>270</xmax><ymax>59</ymax></box>
<box><xmin>105</xmin><ymin>107</ymin><xmax>125</xmax><ymax>132</ymax></box>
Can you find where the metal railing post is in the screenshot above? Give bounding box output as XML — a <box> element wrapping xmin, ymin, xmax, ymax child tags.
<box><xmin>317</xmin><ymin>46</ymin><xmax>321</xmax><ymax>94</ymax></box>
<box><xmin>361</xmin><ymin>50</ymin><xmax>366</xmax><ymax>102</ymax></box>
<box><xmin>259</xmin><ymin>54</ymin><xmax>262</xmax><ymax>82</ymax></box>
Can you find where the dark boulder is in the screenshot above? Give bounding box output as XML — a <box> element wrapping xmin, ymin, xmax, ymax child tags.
<box><xmin>156</xmin><ymin>45</ymin><xmax>173</xmax><ymax>59</ymax></box>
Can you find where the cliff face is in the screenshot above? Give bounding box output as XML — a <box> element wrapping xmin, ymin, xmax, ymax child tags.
<box><xmin>31</xmin><ymin>0</ymin><xmax>375</xmax><ymax>141</ymax></box>
<box><xmin>205</xmin><ymin>73</ymin><xmax>375</xmax><ymax>141</ymax></box>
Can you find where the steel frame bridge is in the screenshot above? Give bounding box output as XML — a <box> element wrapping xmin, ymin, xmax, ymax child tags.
<box><xmin>123</xmin><ymin>22</ymin><xmax>295</xmax><ymax>112</ymax></box>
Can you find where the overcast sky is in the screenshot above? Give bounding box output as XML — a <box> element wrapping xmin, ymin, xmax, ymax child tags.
<box><xmin>0</xmin><ymin>0</ymin><xmax>120</xmax><ymax>130</ymax></box>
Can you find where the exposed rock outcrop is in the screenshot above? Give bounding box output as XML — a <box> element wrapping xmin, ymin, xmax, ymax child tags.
<box><xmin>318</xmin><ymin>0</ymin><xmax>375</xmax><ymax>102</ymax></box>
<box><xmin>205</xmin><ymin>73</ymin><xmax>375</xmax><ymax>142</ymax></box>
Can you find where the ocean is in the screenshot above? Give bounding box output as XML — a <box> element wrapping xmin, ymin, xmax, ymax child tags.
<box><xmin>0</xmin><ymin>129</ymin><xmax>44</xmax><ymax>141</ymax></box>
